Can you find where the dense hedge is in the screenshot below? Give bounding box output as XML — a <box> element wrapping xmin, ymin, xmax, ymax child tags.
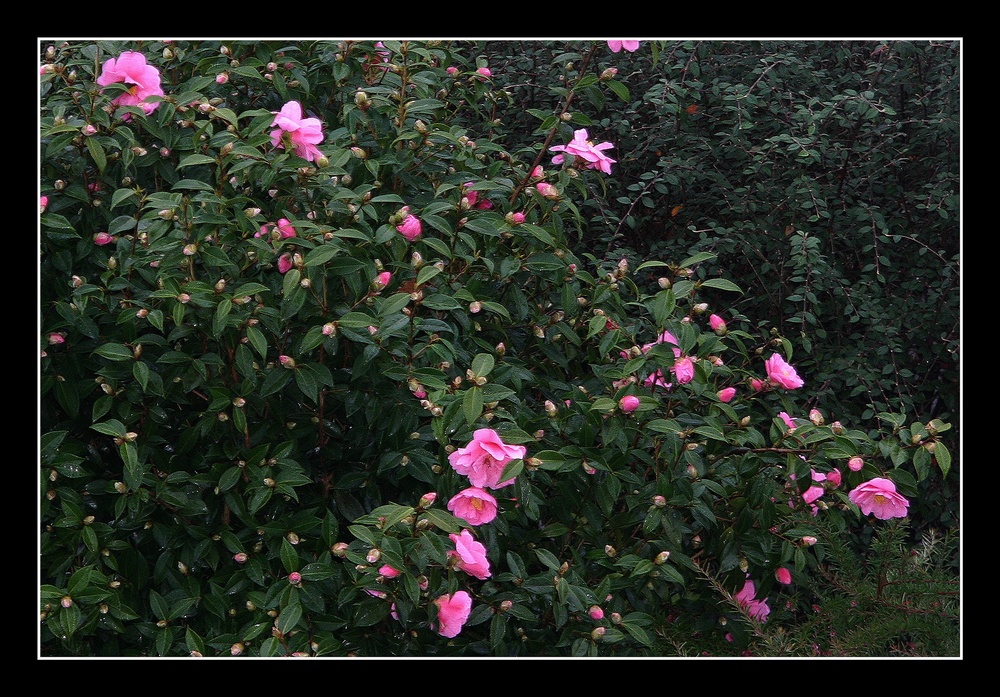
<box><xmin>40</xmin><ymin>39</ymin><xmax>958</xmax><ymax>657</ymax></box>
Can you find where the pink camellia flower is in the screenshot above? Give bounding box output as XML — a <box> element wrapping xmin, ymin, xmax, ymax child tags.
<box><xmin>378</xmin><ymin>564</ymin><xmax>401</xmax><ymax>579</ymax></box>
<box><xmin>734</xmin><ymin>577</ymin><xmax>770</xmax><ymax>622</ymax></box>
<box><xmin>531</xmin><ymin>165</ymin><xmax>545</xmax><ymax>180</ymax></box>
<box><xmin>588</xmin><ymin>605</ymin><xmax>604</xmax><ymax>620</ymax></box>
<box><xmin>778</xmin><ymin>412</ymin><xmax>796</xmax><ymax>432</ymax></box>
<box><xmin>364</xmin><ymin>42</ymin><xmax>391</xmax><ymax>72</ymax></box>
<box><xmin>619</xmin><ymin>395</ymin><xmax>640</xmax><ymax>413</ymax></box>
<box><xmin>40</xmin><ymin>195</ymin><xmax>49</xmax><ymax>214</ymax></box>
<box><xmin>461</xmin><ymin>182</ymin><xmax>494</xmax><ymax>210</ymax></box>
<box><xmin>536</xmin><ymin>182</ymin><xmax>560</xmax><ymax>200</ymax></box>
<box><xmin>644</xmin><ymin>370</ymin><xmax>671</xmax><ymax>390</ymax></box>
<box><xmin>96</xmin><ymin>51</ymin><xmax>165</xmax><ymax>119</ymax></box>
<box><xmin>270</xmin><ymin>100</ymin><xmax>325</xmax><ymax>163</ymax></box>
<box><xmin>448</xmin><ymin>428</ymin><xmax>526</xmax><ymax>489</ymax></box>
<box><xmin>655</xmin><ymin>329</ymin><xmax>683</xmax><ymax>357</ymax></box>
<box><xmin>848</xmin><ymin>477</ymin><xmax>910</xmax><ymax>520</ymax></box>
<box><xmin>775</xmin><ymin>567</ymin><xmax>792</xmax><ymax>585</ymax></box>
<box><xmin>717</xmin><ymin>387</ymin><xmax>737</xmax><ymax>403</ymax></box>
<box><xmin>827</xmin><ymin>468</ymin><xmax>842</xmax><ymax>487</ymax></box>
<box><xmin>396</xmin><ymin>214</ymin><xmax>423</xmax><ymax>242</ymax></box>
<box><xmin>848</xmin><ymin>456</ymin><xmax>864</xmax><ymax>472</ymax></box>
<box><xmin>277</xmin><ymin>253</ymin><xmax>294</xmax><ymax>274</ymax></box>
<box><xmin>476</xmin><ymin>66</ymin><xmax>492</xmax><ymax>78</ymax></box>
<box><xmin>765</xmin><ymin>353</ymin><xmax>805</xmax><ymax>390</ymax></box>
<box><xmin>549</xmin><ymin>128</ymin><xmax>617</xmax><ymax>175</ymax></box>
<box><xmin>448</xmin><ymin>529</ymin><xmax>492</xmax><ymax>580</ymax></box>
<box><xmin>709</xmin><ymin>314</ymin><xmax>727</xmax><ymax>334</ymax></box>
<box><xmin>447</xmin><ymin>486</ymin><xmax>499</xmax><ymax>526</ymax></box>
<box><xmin>276</xmin><ymin>218</ymin><xmax>297</xmax><ymax>239</ymax></box>
<box><xmin>803</xmin><ymin>485</ymin><xmax>825</xmax><ymax>505</ymax></box>
<box><xmin>433</xmin><ymin>590</ymin><xmax>473</xmax><ymax>638</ymax></box>
<box><xmin>607</xmin><ymin>40</ymin><xmax>641</xmax><ymax>53</ymax></box>
<box><xmin>93</xmin><ymin>232</ymin><xmax>115</xmax><ymax>246</ymax></box>
<box><xmin>673</xmin><ymin>356</ymin><xmax>695</xmax><ymax>384</ymax></box>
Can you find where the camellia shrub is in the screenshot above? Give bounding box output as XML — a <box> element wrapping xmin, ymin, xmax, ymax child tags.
<box><xmin>40</xmin><ymin>39</ymin><xmax>957</xmax><ymax>657</ymax></box>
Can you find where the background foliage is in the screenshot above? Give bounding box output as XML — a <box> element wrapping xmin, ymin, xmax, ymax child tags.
<box><xmin>39</xmin><ymin>39</ymin><xmax>960</xmax><ymax>657</ymax></box>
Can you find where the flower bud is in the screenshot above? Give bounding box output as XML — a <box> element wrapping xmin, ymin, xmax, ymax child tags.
<box><xmin>366</xmin><ymin>548</ymin><xmax>381</xmax><ymax>563</ymax></box>
<box><xmin>654</xmin><ymin>551</ymin><xmax>671</xmax><ymax>565</ymax></box>
<box><xmin>801</xmin><ymin>536</ymin><xmax>818</xmax><ymax>546</ymax></box>
<box><xmin>591</xmin><ymin>627</ymin><xmax>606</xmax><ymax>640</ymax></box>
<box><xmin>279</xmin><ymin>355</ymin><xmax>296</xmax><ymax>369</ymax></box>
<box><xmin>588</xmin><ymin>605</ymin><xmax>604</xmax><ymax>620</ymax></box>
<box><xmin>231</xmin><ymin>643</ymin><xmax>244</xmax><ymax>656</ymax></box>
<box><xmin>536</xmin><ymin>182</ymin><xmax>560</xmax><ymax>200</ymax></box>
<box><xmin>652</xmin><ymin>495</ymin><xmax>666</xmax><ymax>508</ymax></box>
<box><xmin>831</xmin><ymin>421</ymin><xmax>844</xmax><ymax>435</ymax></box>
<box><xmin>619</xmin><ymin>395</ymin><xmax>640</xmax><ymax>413</ymax></box>
<box><xmin>331</xmin><ymin>542</ymin><xmax>349</xmax><ymax>557</ymax></box>
<box><xmin>234</xmin><ymin>552</ymin><xmax>248</xmax><ymax>563</ymax></box>
<box><xmin>847</xmin><ymin>456</ymin><xmax>864</xmax><ymax>472</ymax></box>
<box><xmin>288</xmin><ymin>571</ymin><xmax>302</xmax><ymax>585</ymax></box>
<box><xmin>418</xmin><ymin>492</ymin><xmax>437</xmax><ymax>508</ymax></box>
<box><xmin>604</xmin><ymin>545</ymin><xmax>616</xmax><ymax>558</ymax></box>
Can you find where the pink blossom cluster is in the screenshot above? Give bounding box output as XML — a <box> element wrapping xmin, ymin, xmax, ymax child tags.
<box><xmin>550</xmin><ymin>128</ymin><xmax>616</xmax><ymax>175</ymax></box>
<box><xmin>621</xmin><ymin>329</ymin><xmax>697</xmax><ymax>389</ymax></box>
<box><xmin>97</xmin><ymin>51</ymin><xmax>165</xmax><ymax>120</ymax></box>
<box><xmin>795</xmin><ymin>466</ymin><xmax>843</xmax><ymax>515</ymax></box>
<box><xmin>462</xmin><ymin>181</ymin><xmax>494</xmax><ymax>210</ymax></box>
<box><xmin>434</xmin><ymin>429</ymin><xmax>527</xmax><ymax>637</ymax></box>
<box><xmin>255</xmin><ymin>217</ymin><xmax>297</xmax><ymax>240</ymax></box>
